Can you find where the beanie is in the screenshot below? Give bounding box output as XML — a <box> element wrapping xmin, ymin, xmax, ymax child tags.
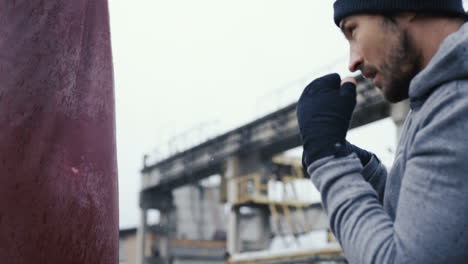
<box><xmin>334</xmin><ymin>0</ymin><xmax>467</xmax><ymax>26</ymax></box>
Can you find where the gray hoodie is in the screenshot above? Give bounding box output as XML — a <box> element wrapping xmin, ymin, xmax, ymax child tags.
<box><xmin>308</xmin><ymin>22</ymin><xmax>468</xmax><ymax>264</ymax></box>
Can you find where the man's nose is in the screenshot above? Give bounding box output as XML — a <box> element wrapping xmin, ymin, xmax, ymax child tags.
<box><xmin>348</xmin><ymin>45</ymin><xmax>363</xmax><ymax>72</ymax></box>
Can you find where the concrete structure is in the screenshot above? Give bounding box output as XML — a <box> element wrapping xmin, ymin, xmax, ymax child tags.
<box><xmin>174</xmin><ymin>183</ymin><xmax>226</xmax><ymax>241</ymax></box>
<box><xmin>121</xmin><ymin>228</ymin><xmax>153</xmax><ymax>264</ymax></box>
<box><xmin>122</xmin><ymin>227</ymin><xmax>226</xmax><ymax>264</ymax></box>
<box><xmin>138</xmin><ymin>74</ymin><xmax>409</xmax><ymax>263</ymax></box>
<box><xmin>137</xmin><ymin>180</ymin><xmax>227</xmax><ymax>263</ymax></box>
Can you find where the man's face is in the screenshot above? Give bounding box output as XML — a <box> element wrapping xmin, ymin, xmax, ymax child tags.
<box><xmin>340</xmin><ymin>15</ymin><xmax>422</xmax><ymax>103</ymax></box>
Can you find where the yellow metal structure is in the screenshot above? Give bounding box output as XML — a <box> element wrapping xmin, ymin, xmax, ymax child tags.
<box><xmin>233</xmin><ymin>173</ymin><xmax>310</xmax><ymax>208</ymax></box>
<box><xmin>228</xmin><ymin>156</ymin><xmax>345</xmax><ymax>263</ymax></box>
<box><xmin>232</xmin><ymin>157</ymin><xmax>313</xmax><ymax>237</ymax></box>
<box><xmin>235</xmin><ymin>173</ymin><xmax>270</xmax><ymax>206</ymax></box>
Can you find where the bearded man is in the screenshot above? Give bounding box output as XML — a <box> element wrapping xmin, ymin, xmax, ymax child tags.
<box><xmin>296</xmin><ymin>1</ymin><xmax>468</xmax><ymax>263</ymax></box>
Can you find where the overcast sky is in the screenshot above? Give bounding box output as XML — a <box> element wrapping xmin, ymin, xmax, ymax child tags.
<box><xmin>109</xmin><ymin>0</ymin><xmax>467</xmax><ymax>229</ymax></box>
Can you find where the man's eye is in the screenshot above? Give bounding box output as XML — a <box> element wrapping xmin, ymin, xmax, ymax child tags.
<box><xmin>347</xmin><ymin>26</ymin><xmax>356</xmax><ymax>36</ymax></box>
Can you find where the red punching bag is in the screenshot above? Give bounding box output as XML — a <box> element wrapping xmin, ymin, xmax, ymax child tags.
<box><xmin>0</xmin><ymin>1</ymin><xmax>118</xmax><ymax>263</ymax></box>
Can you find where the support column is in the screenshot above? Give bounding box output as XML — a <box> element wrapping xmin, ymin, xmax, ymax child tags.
<box><xmin>225</xmin><ymin>152</ymin><xmax>272</xmax><ymax>254</ymax></box>
<box><xmin>391</xmin><ymin>100</ymin><xmax>410</xmax><ymax>142</ymax></box>
<box><xmin>256</xmin><ymin>206</ymin><xmax>272</xmax><ymax>250</ymax></box>
<box><xmin>226</xmin><ymin>156</ymin><xmax>241</xmax><ymax>255</ymax></box>
<box><xmin>136</xmin><ymin>209</ymin><xmax>148</xmax><ymax>264</ymax></box>
<box><xmin>159</xmin><ymin>210</ymin><xmax>172</xmax><ymax>264</ymax></box>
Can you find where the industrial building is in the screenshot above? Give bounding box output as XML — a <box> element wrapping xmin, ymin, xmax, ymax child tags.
<box><xmin>124</xmin><ymin>75</ymin><xmax>408</xmax><ymax>264</ymax></box>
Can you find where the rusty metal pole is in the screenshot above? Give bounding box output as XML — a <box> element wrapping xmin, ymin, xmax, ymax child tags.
<box><xmin>0</xmin><ymin>1</ymin><xmax>118</xmax><ymax>263</ymax></box>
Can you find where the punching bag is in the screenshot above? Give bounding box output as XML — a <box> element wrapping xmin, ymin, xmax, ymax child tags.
<box><xmin>0</xmin><ymin>1</ymin><xmax>118</xmax><ymax>263</ymax></box>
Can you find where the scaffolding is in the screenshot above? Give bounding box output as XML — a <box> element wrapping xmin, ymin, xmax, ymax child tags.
<box><xmin>229</xmin><ymin>156</ymin><xmax>345</xmax><ymax>264</ymax></box>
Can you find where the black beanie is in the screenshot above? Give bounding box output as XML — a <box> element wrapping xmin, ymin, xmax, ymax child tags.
<box><xmin>334</xmin><ymin>0</ymin><xmax>467</xmax><ymax>26</ymax></box>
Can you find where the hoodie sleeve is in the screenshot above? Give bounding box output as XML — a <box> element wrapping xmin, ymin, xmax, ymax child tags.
<box><xmin>308</xmin><ymin>84</ymin><xmax>468</xmax><ymax>264</ymax></box>
<box><xmin>361</xmin><ymin>154</ymin><xmax>387</xmax><ymax>203</ymax></box>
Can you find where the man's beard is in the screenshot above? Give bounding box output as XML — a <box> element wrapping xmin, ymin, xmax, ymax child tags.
<box><xmin>379</xmin><ymin>29</ymin><xmax>423</xmax><ymax>103</ymax></box>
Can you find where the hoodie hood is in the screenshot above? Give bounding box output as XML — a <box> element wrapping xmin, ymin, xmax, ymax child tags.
<box><xmin>409</xmin><ymin>22</ymin><xmax>468</xmax><ymax>104</ymax></box>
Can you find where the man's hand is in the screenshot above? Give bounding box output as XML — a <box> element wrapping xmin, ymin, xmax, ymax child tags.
<box><xmin>297</xmin><ymin>73</ymin><xmax>370</xmax><ymax>171</ymax></box>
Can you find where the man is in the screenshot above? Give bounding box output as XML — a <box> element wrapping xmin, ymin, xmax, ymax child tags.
<box><xmin>296</xmin><ymin>1</ymin><xmax>468</xmax><ymax>263</ymax></box>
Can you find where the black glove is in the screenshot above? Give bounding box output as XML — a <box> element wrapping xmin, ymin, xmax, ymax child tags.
<box><xmin>301</xmin><ymin>141</ymin><xmax>372</xmax><ymax>176</ymax></box>
<box><xmin>297</xmin><ymin>73</ymin><xmax>370</xmax><ymax>171</ymax></box>
<box><xmin>346</xmin><ymin>141</ymin><xmax>372</xmax><ymax>166</ymax></box>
